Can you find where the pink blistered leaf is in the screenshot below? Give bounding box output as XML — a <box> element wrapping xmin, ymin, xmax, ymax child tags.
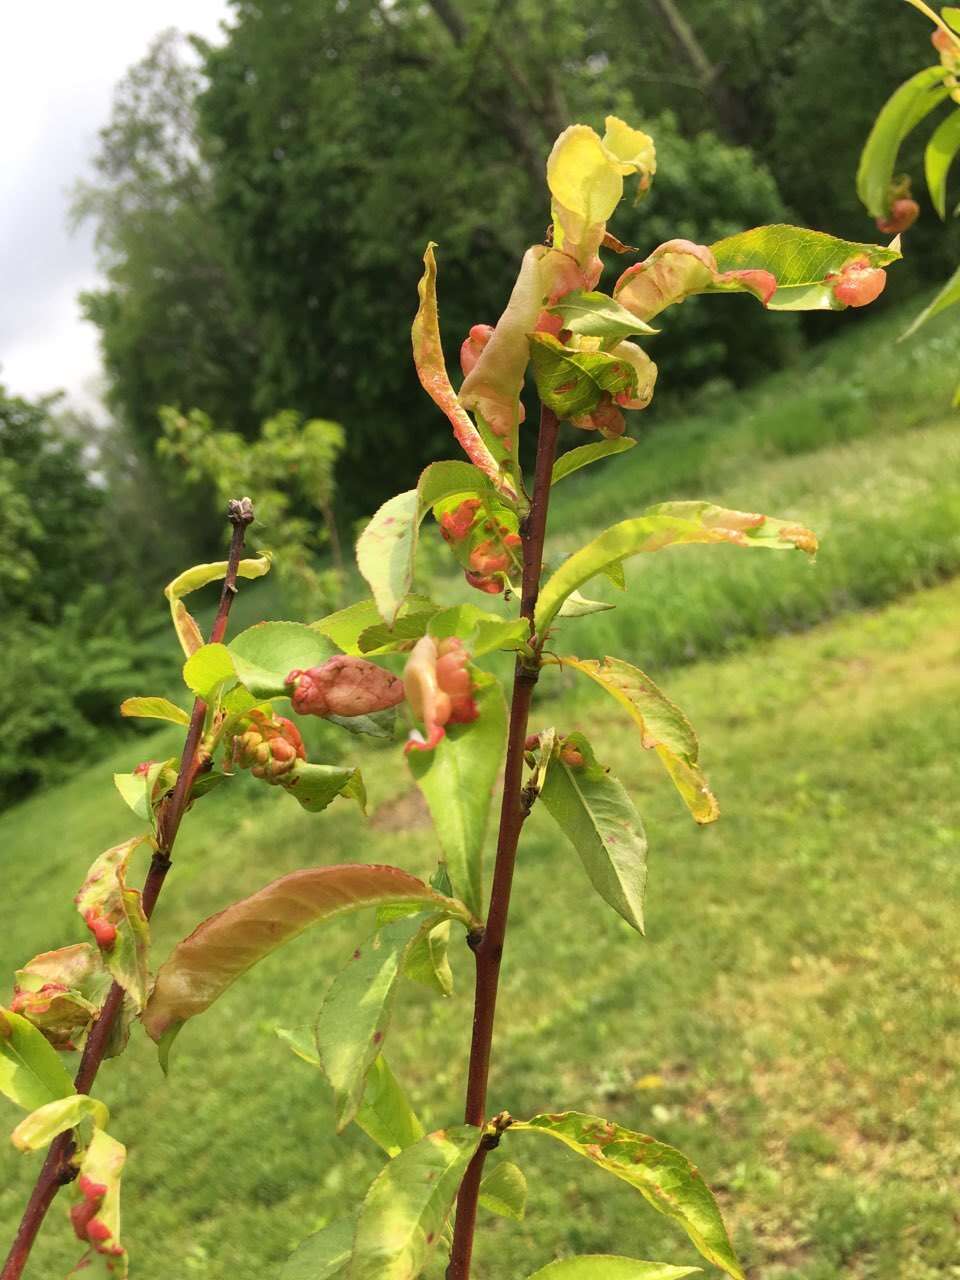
<box><xmin>287</xmin><ymin>657</ymin><xmax>404</xmax><ymax>719</ymax></box>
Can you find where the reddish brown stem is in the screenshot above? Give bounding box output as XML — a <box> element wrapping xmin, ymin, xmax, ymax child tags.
<box><xmin>1</xmin><ymin>499</ymin><xmax>254</xmax><ymax>1280</ymax></box>
<box><xmin>446</xmin><ymin>406</ymin><xmax>560</xmax><ymax>1280</ymax></box>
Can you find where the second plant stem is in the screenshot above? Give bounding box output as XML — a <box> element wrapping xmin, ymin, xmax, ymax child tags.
<box><xmin>0</xmin><ymin>499</ymin><xmax>254</xmax><ymax>1280</ymax></box>
<box><xmin>446</xmin><ymin>404</ymin><xmax>560</xmax><ymax>1280</ymax></box>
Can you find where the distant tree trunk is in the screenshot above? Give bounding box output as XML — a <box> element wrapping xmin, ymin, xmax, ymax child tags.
<box><xmin>645</xmin><ymin>0</ymin><xmax>754</xmax><ymax>146</ymax></box>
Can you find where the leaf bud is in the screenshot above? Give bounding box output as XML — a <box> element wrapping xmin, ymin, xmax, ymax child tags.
<box><xmin>876</xmin><ymin>198</ymin><xmax>920</xmax><ymax>235</ymax></box>
<box><xmin>287</xmin><ymin>656</ymin><xmax>405</xmax><ymax>719</ymax></box>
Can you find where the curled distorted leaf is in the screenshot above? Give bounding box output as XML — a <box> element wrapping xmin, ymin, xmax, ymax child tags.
<box><xmin>551</xmin><ymin>437</ymin><xmax>637</xmax><ymax>486</ymax></box>
<box><xmin>165</xmin><ymin>555</ymin><xmax>271</xmax><ymax>658</ymax></box>
<box><xmin>74</xmin><ymin>837</ymin><xmax>152</xmax><ymax>1010</ymax></box>
<box><xmin>535</xmin><ymin>502</ymin><xmax>816</xmax><ymax>637</ymax></box>
<box><xmin>279</xmin><ymin>760</ymin><xmax>367</xmax><ymax>814</ymax></box>
<box><xmin>558</xmin><ymin>659</ymin><xmax>718</xmax><ymax>825</ymax></box>
<box><xmin>69</xmin><ymin>1127</ymin><xmax>128</xmax><ymax>1278</ymax></box>
<box><xmin>118</xmin><ymin>696</ymin><xmax>190</xmax><ymax>727</ymax></box>
<box><xmin>709</xmin><ymin>227</ymin><xmax>901</xmax><ymax>311</ymax></box>
<box><xmin>412</xmin><ymin>243</ymin><xmax>513</xmax><ymax>494</ymax></box>
<box><xmin>558</xmin><ymin>590</ymin><xmax>616</xmax><ymax>619</ymax></box>
<box><xmin>528</xmin><ymin>334</ymin><xmax>641</xmax><ymax>420</ymax></box>
<box><xmin>614</xmin><ymin>238</ymin><xmax>776</xmax><ymax>323</ymax></box>
<box><xmin>459</xmin><ymin>245</ymin><xmax>547</xmax><ymax>451</ymax></box>
<box><xmin>403</xmin><ymin>919</ymin><xmax>454</xmax><ymax>997</ymax></box>
<box><xmin>349</xmin><ymin>1125</ymin><xmax>482</xmax><ymax>1280</ymax></box>
<box><xmin>857</xmin><ymin>66</ymin><xmax>950</xmax><ymax>217</ymax></box>
<box><xmin>11</xmin><ymin>944</ymin><xmax>110</xmax><ymax>1053</ymax></box>
<box><xmin>900</xmin><ymin>261</ymin><xmax>960</xmax><ymax>339</ymax></box>
<box><xmin>924</xmin><ymin>107</ymin><xmax>960</xmax><ymax>218</ymax></box>
<box><xmin>526</xmin><ymin>1259</ymin><xmax>700</xmax><ymax>1279</ymax></box>
<box><xmin>406</xmin><ymin>670</ymin><xmax>506</xmax><ymax>917</ymax></box>
<box><xmin>142</xmin><ymin>865</ymin><xmax>474</xmax><ymax>1044</ymax></box>
<box><xmin>479</xmin><ymin>1160</ymin><xmax>527</xmax><ymax>1222</ymax></box>
<box><xmin>355</xmin><ymin>1056</ymin><xmax>426</xmax><ymax>1157</ymax></box>
<box><xmin>112</xmin><ymin>760</ymin><xmax>175</xmax><ymax>830</ymax></box>
<box><xmin>0</xmin><ymin>1008</ymin><xmax>76</xmax><ymax>1112</ymax></box>
<box><xmin>548</xmin><ymin>117</ymin><xmax>656</xmax><ymax>273</ymax></box>
<box><xmin>512</xmin><ymin>1112</ymin><xmax>743</xmax><ymax>1280</ymax></box>
<box><xmin>11</xmin><ymin>1093</ymin><xmax>108</xmax><ymax>1152</ymax></box>
<box><xmin>281</xmin><ymin>1218</ymin><xmax>354</xmax><ymax>1280</ymax></box>
<box><xmin>548</xmin><ymin>290</ymin><xmax>659</xmax><ymax>342</ymax></box>
<box><xmin>539</xmin><ymin>732</ymin><xmax>648</xmax><ymax>931</ymax></box>
<box><xmin>317</xmin><ymin>913</ymin><xmax>440</xmax><ymax>1131</ymax></box>
<box><xmin>357</xmin><ymin>461</ymin><xmax>494</xmax><ymax>624</ymax></box>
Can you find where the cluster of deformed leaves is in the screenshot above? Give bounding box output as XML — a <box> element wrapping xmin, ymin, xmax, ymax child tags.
<box><xmin>858</xmin><ymin>2</ymin><xmax>960</xmax><ymax>394</ymax></box>
<box><xmin>0</xmin><ymin>111</ymin><xmax>901</xmax><ymax>1280</ymax></box>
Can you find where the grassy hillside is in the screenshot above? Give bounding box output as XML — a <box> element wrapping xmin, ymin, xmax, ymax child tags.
<box><xmin>2</xmin><ymin>298</ymin><xmax>960</xmax><ymax>1279</ymax></box>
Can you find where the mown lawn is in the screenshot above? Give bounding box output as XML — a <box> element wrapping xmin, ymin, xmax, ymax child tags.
<box><xmin>2</xmin><ymin>297</ymin><xmax>960</xmax><ymax>1278</ymax></box>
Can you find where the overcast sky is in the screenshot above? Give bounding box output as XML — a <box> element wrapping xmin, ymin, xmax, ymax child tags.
<box><xmin>0</xmin><ymin>2</ymin><xmax>231</xmax><ymax>415</ymax></box>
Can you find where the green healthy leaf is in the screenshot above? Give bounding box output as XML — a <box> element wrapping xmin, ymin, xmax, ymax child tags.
<box><xmin>317</xmin><ymin>913</ymin><xmax>435</xmax><ymax>1131</ymax></box>
<box><xmin>313</xmin><ymin>596</ymin><xmax>436</xmax><ymax>656</ymax></box>
<box><xmin>75</xmin><ymin>837</ymin><xmax>152</xmax><ymax>1009</ymax></box>
<box><xmin>428</xmin><ymin>605</ymin><xmax>528</xmax><ymax>657</ymax></box>
<box><xmin>349</xmin><ymin>1125</ymin><xmax>482</xmax><ymax>1280</ymax></box>
<box><xmin>119</xmin><ymin>696</ymin><xmax>190</xmax><ymax>726</ymax></box>
<box><xmin>539</xmin><ymin>733</ymin><xmax>647</xmax><ymax>932</ymax></box>
<box><xmin>182</xmin><ymin>642</ymin><xmax>235</xmax><ymax>699</ymax></box>
<box><xmin>403</xmin><ymin>920</ymin><xmax>454</xmax><ymax>997</ymax></box>
<box><xmin>551</xmin><ymin>438</ymin><xmax>637</xmax><ymax>485</ymax></box>
<box><xmin>0</xmin><ymin>1008</ymin><xmax>75</xmax><ymax>1112</ymax></box>
<box><xmin>357</xmin><ymin>611</ymin><xmax>438</xmax><ymax>655</ymax></box>
<box><xmin>900</xmin><ymin>262</ymin><xmax>960</xmax><ymax>339</ymax></box>
<box><xmin>528</xmin><ymin>333</ymin><xmax>638</xmax><ymax>419</ymax></box>
<box><xmin>710</xmin><ymin>226</ymin><xmax>902</xmax><ymax>311</ymax></box>
<box><xmin>112</xmin><ymin>770</ymin><xmax>153</xmax><ymax>825</ymax></box>
<box><xmin>406</xmin><ymin>671</ymin><xmax>507</xmax><ymax>917</ymax></box>
<box><xmin>535</xmin><ymin>502</ymin><xmax>816</xmax><ymax>637</ymax></box>
<box><xmin>925</xmin><ymin>107</ymin><xmax>960</xmax><ymax>218</ymax></box>
<box><xmin>525</xmin><ymin>1259</ymin><xmax>700</xmax><ymax>1279</ymax></box>
<box><xmin>558</xmin><ymin>590</ymin><xmax>616</xmax><ymax>618</ymax></box>
<box><xmin>229</xmin><ymin>621</ymin><xmax>334</xmax><ymax>699</ymax></box>
<box><xmin>857</xmin><ymin>66</ymin><xmax>950</xmax><ymax>217</ymax></box>
<box><xmin>143</xmin><ymin>865</ymin><xmax>474</xmax><ymax>1044</ymax></box>
<box><xmin>326</xmin><ymin>709</ymin><xmax>399</xmax><ymax>740</ymax></box>
<box><xmin>479</xmin><ymin>1160</ymin><xmax>527</xmax><ymax>1222</ymax></box>
<box><xmin>70</xmin><ymin>1128</ymin><xmax>128</xmax><ymax>1277</ymax></box>
<box><xmin>165</xmin><ymin>555</ymin><xmax>271</xmax><ymax>658</ymax></box>
<box><xmin>512</xmin><ymin>1113</ymin><xmax>743</xmax><ymax>1280</ymax></box>
<box><xmin>11</xmin><ymin>1093</ymin><xmax>108</xmax><ymax>1152</ymax></box>
<box><xmin>355</xmin><ymin>1056</ymin><xmax>426</xmax><ymax>1157</ymax></box>
<box><xmin>281</xmin><ymin>760</ymin><xmax>367</xmax><ymax>815</ymax></box>
<box><xmin>549</xmin><ymin>290</ymin><xmax>659</xmax><ymax>340</ymax></box>
<box><xmin>412</xmin><ymin>242</ymin><xmax>512</xmax><ymax>496</ymax></box>
<box><xmin>559</xmin><ymin>658</ymin><xmax>718</xmax><ymax>824</ymax></box>
<box><xmin>357</xmin><ymin>462</ymin><xmax>491</xmax><ymax>624</ymax></box>
<box><xmin>281</xmin><ymin>1219</ymin><xmax>354</xmax><ymax>1280</ymax></box>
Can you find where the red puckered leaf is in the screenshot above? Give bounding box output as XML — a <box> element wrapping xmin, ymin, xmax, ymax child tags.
<box><xmin>142</xmin><ymin>866</ymin><xmax>475</xmax><ymax>1044</ymax></box>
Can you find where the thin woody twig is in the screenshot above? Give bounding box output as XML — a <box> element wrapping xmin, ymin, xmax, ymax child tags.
<box><xmin>0</xmin><ymin>498</ymin><xmax>255</xmax><ymax>1280</ymax></box>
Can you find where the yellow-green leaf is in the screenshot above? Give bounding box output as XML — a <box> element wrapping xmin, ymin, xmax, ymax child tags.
<box><xmin>857</xmin><ymin>66</ymin><xmax>950</xmax><ymax>217</ymax></box>
<box><xmin>0</xmin><ymin>1008</ymin><xmax>76</xmax><ymax>1112</ymax></box>
<box><xmin>11</xmin><ymin>1094</ymin><xmax>108</xmax><ymax>1152</ymax></box>
<box><xmin>558</xmin><ymin>659</ymin><xmax>718</xmax><ymax>825</ymax></box>
<box><xmin>512</xmin><ymin>1112</ymin><xmax>743</xmax><ymax>1280</ymax></box>
<box><xmin>70</xmin><ymin>1128</ymin><xmax>127</xmax><ymax>1277</ymax></box>
<box><xmin>165</xmin><ymin>555</ymin><xmax>271</xmax><ymax>658</ymax></box>
<box><xmin>924</xmin><ymin>107</ymin><xmax>960</xmax><ymax>218</ymax></box>
<box><xmin>119</xmin><ymin>697</ymin><xmax>190</xmax><ymax>726</ymax></box>
<box><xmin>526</xmin><ymin>1259</ymin><xmax>700</xmax><ymax>1279</ymax></box>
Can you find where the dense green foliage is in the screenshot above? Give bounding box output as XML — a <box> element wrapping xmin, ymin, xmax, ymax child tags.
<box><xmin>0</xmin><ymin>389</ymin><xmax>179</xmax><ymax>806</ymax></box>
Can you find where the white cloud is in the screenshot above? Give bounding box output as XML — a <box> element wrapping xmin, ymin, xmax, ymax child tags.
<box><xmin>0</xmin><ymin>0</ymin><xmax>231</xmax><ymax>410</ymax></box>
